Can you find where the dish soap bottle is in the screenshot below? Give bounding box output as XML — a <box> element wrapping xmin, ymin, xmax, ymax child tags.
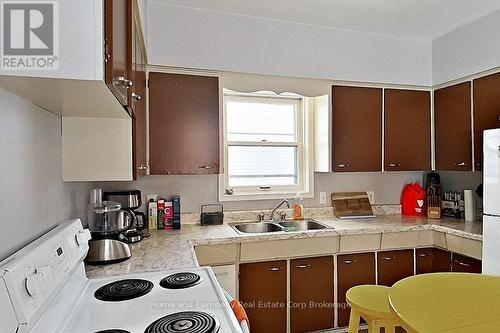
<box><xmin>293</xmin><ymin>194</ymin><xmax>304</xmax><ymax>220</ymax></box>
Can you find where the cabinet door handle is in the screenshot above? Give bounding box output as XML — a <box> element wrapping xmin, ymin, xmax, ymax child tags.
<box><xmin>138</xmin><ymin>165</ymin><xmax>149</xmax><ymax>170</ymax></box>
<box><xmin>382</xmin><ymin>256</ymin><xmax>395</xmax><ymax>261</ymax></box>
<box><xmin>454</xmin><ymin>161</ymin><xmax>467</xmax><ymax>167</ymax></box>
<box><xmin>266</xmin><ymin>267</ymin><xmax>284</xmax><ymax>272</ymax></box>
<box><xmin>454</xmin><ymin>260</ymin><xmax>470</xmax><ymax>267</ymax></box>
<box><xmin>198</xmin><ymin>165</ymin><xmax>212</xmax><ymax>169</ymax></box>
<box><xmin>387</xmin><ymin>163</ymin><xmax>400</xmax><ymax>168</ymax></box>
<box><xmin>336</xmin><ymin>163</ymin><xmax>351</xmax><ymax>168</ymax></box>
<box><xmin>117</xmin><ymin>76</ymin><xmax>133</xmax><ymax>88</ymax></box>
<box><xmin>295</xmin><ymin>264</ymin><xmax>311</xmax><ymax>269</ymax></box>
<box><xmin>132</xmin><ymin>93</ymin><xmax>142</xmax><ymax>101</ymax></box>
<box><xmin>343</xmin><ymin>259</ymin><xmax>357</xmax><ymax>264</ymax></box>
<box><xmin>417</xmin><ymin>253</ymin><xmax>430</xmax><ymax>257</ymax></box>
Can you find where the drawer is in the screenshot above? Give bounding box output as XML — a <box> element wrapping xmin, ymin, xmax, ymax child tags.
<box><xmin>195</xmin><ymin>244</ymin><xmax>238</xmax><ymax>265</ymax></box>
<box><xmin>432</xmin><ymin>231</ymin><xmax>447</xmax><ymax>248</ymax></box>
<box><xmin>339</xmin><ymin>233</ymin><xmax>381</xmax><ymax>252</ymax></box>
<box><xmin>381</xmin><ymin>231</ymin><xmax>419</xmax><ymax>249</ymax></box>
<box><xmin>240</xmin><ymin>237</ymin><xmax>339</xmax><ymax>261</ymax></box>
<box><xmin>446</xmin><ymin>234</ymin><xmax>482</xmax><ymax>260</ymax></box>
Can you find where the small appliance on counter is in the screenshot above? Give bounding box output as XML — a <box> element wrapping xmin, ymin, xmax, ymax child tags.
<box><xmin>104</xmin><ymin>189</ymin><xmax>149</xmax><ymax>242</ymax></box>
<box><xmin>85</xmin><ymin>189</ymin><xmax>132</xmax><ymax>265</ymax></box>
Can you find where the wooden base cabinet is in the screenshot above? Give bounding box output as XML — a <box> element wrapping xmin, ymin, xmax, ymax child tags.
<box><xmin>337</xmin><ymin>253</ymin><xmax>376</xmax><ymax>327</ymax></box>
<box><xmin>290</xmin><ymin>256</ymin><xmax>334</xmax><ymax>333</ymax></box>
<box><xmin>452</xmin><ymin>254</ymin><xmax>482</xmax><ymax>273</ymax></box>
<box><xmin>239</xmin><ymin>261</ymin><xmax>287</xmax><ymax>333</ymax></box>
<box><xmin>416</xmin><ymin>248</ymin><xmax>452</xmax><ymax>274</ymax></box>
<box><xmin>377</xmin><ymin>250</ymin><xmax>414</xmax><ymax>286</ymax></box>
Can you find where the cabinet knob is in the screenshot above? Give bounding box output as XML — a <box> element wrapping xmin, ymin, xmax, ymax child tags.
<box><xmin>336</xmin><ymin>163</ymin><xmax>351</xmax><ymax>168</ymax></box>
<box><xmin>138</xmin><ymin>165</ymin><xmax>149</xmax><ymax>170</ymax></box>
<box><xmin>117</xmin><ymin>76</ymin><xmax>133</xmax><ymax>88</ymax></box>
<box><xmin>454</xmin><ymin>161</ymin><xmax>467</xmax><ymax>167</ymax></box>
<box><xmin>198</xmin><ymin>165</ymin><xmax>212</xmax><ymax>169</ymax></box>
<box><xmin>387</xmin><ymin>163</ymin><xmax>400</xmax><ymax>168</ymax></box>
<box><xmin>132</xmin><ymin>93</ymin><xmax>142</xmax><ymax>101</ymax></box>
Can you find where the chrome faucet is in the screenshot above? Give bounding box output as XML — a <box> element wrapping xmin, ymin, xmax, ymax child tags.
<box><xmin>270</xmin><ymin>199</ymin><xmax>290</xmax><ymax>222</ymax></box>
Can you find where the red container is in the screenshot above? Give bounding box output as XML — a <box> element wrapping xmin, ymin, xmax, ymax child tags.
<box><xmin>401</xmin><ymin>183</ymin><xmax>426</xmax><ymax>216</ymax></box>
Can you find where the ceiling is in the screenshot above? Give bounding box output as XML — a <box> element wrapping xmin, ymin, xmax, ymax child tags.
<box><xmin>161</xmin><ymin>0</ymin><xmax>500</xmax><ymax>39</ymax></box>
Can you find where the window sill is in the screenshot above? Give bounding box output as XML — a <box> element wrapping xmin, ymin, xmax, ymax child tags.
<box><xmin>218</xmin><ymin>190</ymin><xmax>314</xmax><ymax>202</ymax></box>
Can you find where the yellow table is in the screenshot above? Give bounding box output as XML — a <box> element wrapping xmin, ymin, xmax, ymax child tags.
<box><xmin>389</xmin><ymin>273</ymin><xmax>500</xmax><ymax>333</ymax></box>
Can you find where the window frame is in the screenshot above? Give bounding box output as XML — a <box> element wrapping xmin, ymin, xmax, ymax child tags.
<box><xmin>219</xmin><ymin>90</ymin><xmax>314</xmax><ymax>201</ymax></box>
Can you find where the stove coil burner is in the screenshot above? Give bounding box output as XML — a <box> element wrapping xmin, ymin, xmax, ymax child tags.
<box><xmin>159</xmin><ymin>272</ymin><xmax>202</xmax><ymax>289</ymax></box>
<box><xmin>95</xmin><ymin>330</ymin><xmax>131</xmax><ymax>333</ymax></box>
<box><xmin>145</xmin><ymin>311</ymin><xmax>220</xmax><ymax>333</ymax></box>
<box><xmin>94</xmin><ymin>279</ymin><xmax>154</xmax><ymax>301</ymax></box>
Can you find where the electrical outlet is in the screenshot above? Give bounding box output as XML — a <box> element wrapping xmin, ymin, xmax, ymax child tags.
<box><xmin>366</xmin><ymin>191</ymin><xmax>375</xmax><ymax>204</ymax></box>
<box><xmin>319</xmin><ymin>192</ymin><xmax>327</xmax><ymax>204</ymax></box>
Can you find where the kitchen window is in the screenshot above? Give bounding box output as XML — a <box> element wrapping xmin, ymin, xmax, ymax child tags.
<box><xmin>219</xmin><ymin>90</ymin><xmax>313</xmax><ymax>200</ymax></box>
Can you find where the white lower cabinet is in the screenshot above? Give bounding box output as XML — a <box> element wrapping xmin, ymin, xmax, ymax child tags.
<box><xmin>211</xmin><ymin>264</ymin><xmax>236</xmax><ymax>298</ymax></box>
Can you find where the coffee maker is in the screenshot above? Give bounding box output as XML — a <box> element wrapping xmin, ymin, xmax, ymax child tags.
<box><xmin>103</xmin><ymin>190</ymin><xmax>149</xmax><ymax>243</ymax></box>
<box><xmin>85</xmin><ymin>189</ymin><xmax>133</xmax><ymax>264</ymax></box>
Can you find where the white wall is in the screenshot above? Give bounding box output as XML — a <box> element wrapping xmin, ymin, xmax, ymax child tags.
<box><xmin>0</xmin><ymin>89</ymin><xmax>92</xmax><ymax>260</ymax></box>
<box><xmin>432</xmin><ymin>9</ymin><xmax>500</xmax><ymax>85</ymax></box>
<box><xmin>146</xmin><ymin>1</ymin><xmax>432</xmax><ymax>86</ymax></box>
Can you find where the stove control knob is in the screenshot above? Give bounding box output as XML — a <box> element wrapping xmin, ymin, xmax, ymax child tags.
<box><xmin>75</xmin><ymin>229</ymin><xmax>91</xmax><ymax>246</ymax></box>
<box><xmin>25</xmin><ymin>273</ymin><xmax>43</xmax><ymax>296</ymax></box>
<box><xmin>37</xmin><ymin>265</ymin><xmax>53</xmax><ymax>284</ymax></box>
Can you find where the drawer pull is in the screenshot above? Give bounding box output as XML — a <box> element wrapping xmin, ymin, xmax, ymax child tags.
<box><xmin>418</xmin><ymin>253</ymin><xmax>430</xmax><ymax>257</ymax></box>
<box><xmin>454</xmin><ymin>260</ymin><xmax>470</xmax><ymax>267</ymax></box>
<box><xmin>387</xmin><ymin>163</ymin><xmax>400</xmax><ymax>168</ymax></box>
<box><xmin>336</xmin><ymin>163</ymin><xmax>351</xmax><ymax>168</ymax></box>
<box><xmin>295</xmin><ymin>264</ymin><xmax>311</xmax><ymax>269</ymax></box>
<box><xmin>454</xmin><ymin>161</ymin><xmax>467</xmax><ymax>167</ymax></box>
<box><xmin>343</xmin><ymin>259</ymin><xmax>357</xmax><ymax>265</ymax></box>
<box><xmin>266</xmin><ymin>267</ymin><xmax>283</xmax><ymax>272</ymax></box>
<box><xmin>382</xmin><ymin>256</ymin><xmax>395</xmax><ymax>261</ymax></box>
<box><xmin>198</xmin><ymin>165</ymin><xmax>212</xmax><ymax>169</ymax></box>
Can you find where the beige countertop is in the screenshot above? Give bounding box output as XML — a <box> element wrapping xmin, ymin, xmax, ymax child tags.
<box><xmin>85</xmin><ymin>214</ymin><xmax>482</xmax><ymax>279</ymax></box>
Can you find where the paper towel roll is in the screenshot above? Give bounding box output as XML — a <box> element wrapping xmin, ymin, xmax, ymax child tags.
<box><xmin>464</xmin><ymin>190</ymin><xmax>475</xmax><ymax>221</ymax></box>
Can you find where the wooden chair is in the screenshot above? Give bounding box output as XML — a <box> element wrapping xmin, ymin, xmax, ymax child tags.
<box><xmin>346</xmin><ymin>285</ymin><xmax>399</xmax><ymax>333</ymax></box>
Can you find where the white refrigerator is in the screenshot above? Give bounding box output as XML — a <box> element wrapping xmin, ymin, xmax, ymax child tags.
<box><xmin>483</xmin><ymin>128</ymin><xmax>500</xmax><ymax>274</ymax></box>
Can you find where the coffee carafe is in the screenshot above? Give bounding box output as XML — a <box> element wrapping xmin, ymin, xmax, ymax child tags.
<box><xmin>85</xmin><ymin>189</ymin><xmax>132</xmax><ymax>265</ymax></box>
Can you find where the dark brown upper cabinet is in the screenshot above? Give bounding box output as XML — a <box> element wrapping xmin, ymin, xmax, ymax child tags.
<box><xmin>104</xmin><ymin>0</ymin><xmax>132</xmax><ymax>108</ymax></box>
<box><xmin>239</xmin><ymin>261</ymin><xmax>287</xmax><ymax>333</ymax></box>
<box><xmin>131</xmin><ymin>17</ymin><xmax>147</xmax><ymax>179</ymax></box>
<box><xmin>149</xmin><ymin>72</ymin><xmax>220</xmax><ymax>175</ymax></box>
<box><xmin>290</xmin><ymin>256</ymin><xmax>334</xmax><ymax>333</ymax></box>
<box><xmin>434</xmin><ymin>82</ymin><xmax>472</xmax><ymax>171</ymax></box>
<box><xmin>332</xmin><ymin>86</ymin><xmax>382</xmax><ymax>172</ymax></box>
<box><xmin>473</xmin><ymin>72</ymin><xmax>500</xmax><ymax>171</ymax></box>
<box><xmin>337</xmin><ymin>252</ymin><xmax>376</xmax><ymax>327</ymax></box>
<box><xmin>384</xmin><ymin>89</ymin><xmax>431</xmax><ymax>171</ymax></box>
<box><xmin>377</xmin><ymin>249</ymin><xmax>414</xmax><ymax>286</ymax></box>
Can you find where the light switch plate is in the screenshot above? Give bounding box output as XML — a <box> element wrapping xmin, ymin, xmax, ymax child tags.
<box><xmin>367</xmin><ymin>191</ymin><xmax>375</xmax><ymax>204</ymax></box>
<box><xmin>319</xmin><ymin>192</ymin><xmax>327</xmax><ymax>204</ymax></box>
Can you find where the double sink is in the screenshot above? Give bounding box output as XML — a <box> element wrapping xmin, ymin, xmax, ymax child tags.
<box><xmin>230</xmin><ymin>219</ymin><xmax>331</xmax><ymax>234</ymax></box>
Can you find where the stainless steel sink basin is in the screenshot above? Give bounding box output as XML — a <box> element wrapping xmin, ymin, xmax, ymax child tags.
<box><xmin>231</xmin><ymin>219</ymin><xmax>332</xmax><ymax>234</ymax></box>
<box><xmin>278</xmin><ymin>219</ymin><xmax>330</xmax><ymax>231</ymax></box>
<box><xmin>232</xmin><ymin>222</ymin><xmax>284</xmax><ymax>234</ymax></box>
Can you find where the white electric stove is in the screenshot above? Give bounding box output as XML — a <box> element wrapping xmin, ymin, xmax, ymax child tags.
<box><xmin>0</xmin><ymin>219</ymin><xmax>244</xmax><ymax>333</ymax></box>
